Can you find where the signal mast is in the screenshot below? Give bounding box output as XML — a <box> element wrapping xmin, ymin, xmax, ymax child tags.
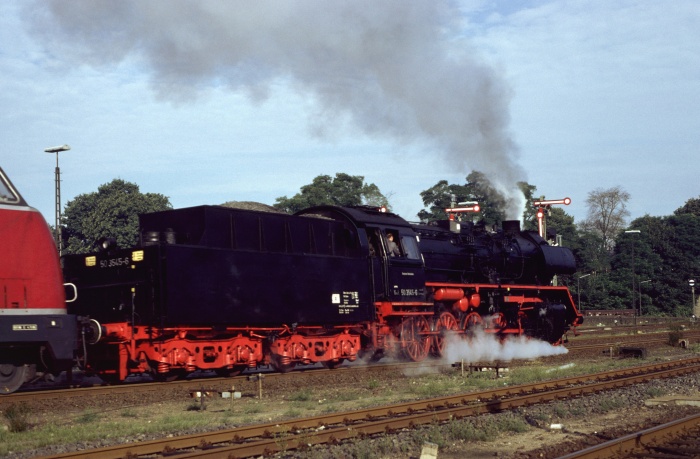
<box><xmin>533</xmin><ymin>197</ymin><xmax>571</xmax><ymax>241</ymax></box>
<box><xmin>445</xmin><ymin>199</ymin><xmax>480</xmax><ymax>233</ymax></box>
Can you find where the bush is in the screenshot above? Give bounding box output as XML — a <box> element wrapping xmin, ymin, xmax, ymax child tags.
<box><xmin>668</xmin><ymin>325</ymin><xmax>684</xmax><ymax>346</ymax></box>
<box><xmin>3</xmin><ymin>403</ymin><xmax>31</xmax><ymax>433</ymax></box>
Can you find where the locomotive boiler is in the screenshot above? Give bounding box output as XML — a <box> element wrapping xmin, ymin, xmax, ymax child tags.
<box><xmin>62</xmin><ymin>204</ymin><xmax>582</xmax><ymax>383</ymax></box>
<box><xmin>413</xmin><ymin>218</ymin><xmax>581</xmax><ymax>347</ymax></box>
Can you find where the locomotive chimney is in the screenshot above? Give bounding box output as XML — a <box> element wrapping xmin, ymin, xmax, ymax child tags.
<box><xmin>502</xmin><ymin>220</ymin><xmax>521</xmax><ymax>235</ymax></box>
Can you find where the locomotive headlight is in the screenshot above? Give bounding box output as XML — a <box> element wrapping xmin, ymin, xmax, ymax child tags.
<box><xmin>97</xmin><ymin>237</ymin><xmax>117</xmax><ymax>251</ymax></box>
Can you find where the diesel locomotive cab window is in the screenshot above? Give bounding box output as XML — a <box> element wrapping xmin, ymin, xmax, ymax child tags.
<box><xmin>0</xmin><ymin>172</ymin><xmax>19</xmax><ymax>204</ymax></box>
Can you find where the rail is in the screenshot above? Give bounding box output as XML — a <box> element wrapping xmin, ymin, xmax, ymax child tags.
<box><xmin>34</xmin><ymin>357</ymin><xmax>700</xmax><ymax>459</ymax></box>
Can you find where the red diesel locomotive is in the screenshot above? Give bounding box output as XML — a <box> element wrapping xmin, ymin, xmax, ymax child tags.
<box><xmin>0</xmin><ymin>167</ymin><xmax>77</xmax><ymax>394</ymax></box>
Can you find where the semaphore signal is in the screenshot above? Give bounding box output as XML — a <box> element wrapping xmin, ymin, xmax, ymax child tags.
<box><xmin>533</xmin><ymin>197</ymin><xmax>571</xmax><ymax>239</ymax></box>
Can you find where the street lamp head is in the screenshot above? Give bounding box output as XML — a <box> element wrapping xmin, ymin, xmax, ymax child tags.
<box><xmin>625</xmin><ymin>230</ymin><xmax>641</xmax><ymax>234</ymax></box>
<box><xmin>44</xmin><ymin>145</ymin><xmax>71</xmax><ymax>153</ymax></box>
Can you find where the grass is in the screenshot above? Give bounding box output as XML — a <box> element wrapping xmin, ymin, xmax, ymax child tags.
<box><xmin>409</xmin><ymin>377</ymin><xmax>457</xmax><ymax>397</ymax></box>
<box><xmin>119</xmin><ymin>408</ymin><xmax>139</xmax><ymax>418</ymax></box>
<box><xmin>0</xmin><ymin>401</ymin><xmax>236</xmax><ymax>456</ymax></box>
<box><xmin>2</xmin><ymin>403</ymin><xmax>31</xmax><ymax>433</ymax></box>
<box><xmin>76</xmin><ymin>410</ymin><xmax>100</xmax><ymax>423</ymax></box>
<box><xmin>0</xmin><ymin>354</ymin><xmax>675</xmax><ymax>457</ymax></box>
<box><xmin>287</xmin><ymin>388</ymin><xmax>313</xmax><ymax>401</ymax></box>
<box><xmin>597</xmin><ymin>395</ymin><xmax>628</xmax><ymax>413</ymax></box>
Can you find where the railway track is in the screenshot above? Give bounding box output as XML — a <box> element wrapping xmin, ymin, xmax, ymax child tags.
<box><xmin>3</xmin><ymin>330</ymin><xmax>696</xmax><ymax>405</ymax></box>
<box><xmin>559</xmin><ymin>412</ymin><xmax>700</xmax><ymax>458</ymax></box>
<box><xmin>565</xmin><ymin>330</ymin><xmax>700</xmax><ymax>353</ymax></box>
<box><xmin>0</xmin><ymin>360</ymin><xmax>453</xmax><ymax>406</ymax></box>
<box><xmin>34</xmin><ymin>356</ymin><xmax>700</xmax><ymax>459</ymax></box>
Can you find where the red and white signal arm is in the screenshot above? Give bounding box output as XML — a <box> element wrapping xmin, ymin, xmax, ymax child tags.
<box><xmin>533</xmin><ymin>197</ymin><xmax>570</xmax><ymax>238</ymax></box>
<box><xmin>533</xmin><ymin>197</ymin><xmax>571</xmax><ymax>207</ymax></box>
<box><xmin>445</xmin><ymin>204</ymin><xmax>480</xmax><ymax>213</ymax></box>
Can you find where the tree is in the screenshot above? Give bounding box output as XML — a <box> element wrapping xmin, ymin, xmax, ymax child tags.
<box><xmin>273</xmin><ymin>173</ymin><xmax>390</xmax><ymax>214</ymax></box>
<box><xmin>463</xmin><ymin>171</ymin><xmax>508</xmax><ymax>225</ymax></box>
<box><xmin>674</xmin><ymin>196</ymin><xmax>700</xmax><ymax>217</ymax></box>
<box><xmin>580</xmin><ymin>186</ymin><xmax>630</xmax><ymax>252</ymax></box>
<box><xmin>632</xmin><ymin>213</ymin><xmax>700</xmax><ymax>316</ymax></box>
<box><xmin>545</xmin><ymin>207</ymin><xmax>577</xmax><ymax>248</ymax></box>
<box><xmin>62</xmin><ymin>179</ymin><xmax>172</xmax><ymax>254</ymax></box>
<box><xmin>417</xmin><ymin>180</ymin><xmax>470</xmax><ymax>222</ymax></box>
<box><xmin>418</xmin><ymin>171</ymin><xmax>522</xmax><ymax>225</ymax></box>
<box><xmin>518</xmin><ymin>181</ymin><xmax>539</xmax><ymax>231</ymax></box>
<box><xmin>609</xmin><ymin>224</ymin><xmax>656</xmax><ymax>312</ymax></box>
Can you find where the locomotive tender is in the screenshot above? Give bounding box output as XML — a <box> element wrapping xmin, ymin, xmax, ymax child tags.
<box><xmin>61</xmin><ymin>203</ymin><xmax>583</xmax><ymax>383</ymax></box>
<box><xmin>0</xmin><ymin>167</ymin><xmax>77</xmax><ymax>394</ymax></box>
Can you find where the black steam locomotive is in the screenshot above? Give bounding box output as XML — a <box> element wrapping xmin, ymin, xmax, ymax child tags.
<box><xmin>61</xmin><ymin>204</ymin><xmax>582</xmax><ymax>382</ymax></box>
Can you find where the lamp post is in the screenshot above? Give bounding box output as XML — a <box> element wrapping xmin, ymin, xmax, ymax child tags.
<box><xmin>690</xmin><ymin>279</ymin><xmax>696</xmax><ymax>317</ymax></box>
<box><xmin>625</xmin><ymin>230</ymin><xmax>641</xmax><ymax>314</ymax></box>
<box><xmin>577</xmin><ymin>273</ymin><xmax>591</xmax><ymax>312</ymax></box>
<box><xmin>638</xmin><ymin>279</ymin><xmax>651</xmax><ymax>316</ymax></box>
<box><xmin>44</xmin><ymin>144</ymin><xmax>71</xmax><ymax>254</ymax></box>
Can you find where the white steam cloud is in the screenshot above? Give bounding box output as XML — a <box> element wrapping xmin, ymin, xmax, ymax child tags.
<box><xmin>442</xmin><ymin>328</ymin><xmax>568</xmax><ymax>364</ymax></box>
<box><xmin>27</xmin><ymin>1</ymin><xmax>526</xmax><ymax>213</ymax></box>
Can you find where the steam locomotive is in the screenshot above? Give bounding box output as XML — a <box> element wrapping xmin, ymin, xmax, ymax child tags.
<box><xmin>59</xmin><ymin>203</ymin><xmax>583</xmax><ymax>383</ymax></box>
<box><xmin>0</xmin><ymin>167</ymin><xmax>77</xmax><ymax>394</ymax></box>
<box><xmin>0</xmin><ymin>161</ymin><xmax>582</xmax><ymax>392</ymax></box>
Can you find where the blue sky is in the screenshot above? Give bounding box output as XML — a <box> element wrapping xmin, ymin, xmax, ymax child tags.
<box><xmin>2</xmin><ymin>1</ymin><xmax>698</xmax><ymax>225</ymax></box>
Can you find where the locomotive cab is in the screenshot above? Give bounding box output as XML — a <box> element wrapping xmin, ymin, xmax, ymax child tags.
<box><xmin>365</xmin><ymin>226</ymin><xmax>425</xmax><ymax>302</ymax></box>
<box><xmin>298</xmin><ymin>206</ymin><xmax>427</xmax><ymax>304</ymax></box>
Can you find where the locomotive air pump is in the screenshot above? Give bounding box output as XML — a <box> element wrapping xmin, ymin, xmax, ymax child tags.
<box><xmin>533</xmin><ymin>197</ymin><xmax>571</xmax><ymax>240</ymax></box>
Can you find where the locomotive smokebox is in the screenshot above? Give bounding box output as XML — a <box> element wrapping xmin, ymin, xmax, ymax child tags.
<box><xmin>503</xmin><ymin>220</ymin><xmax>521</xmax><ymax>234</ymax></box>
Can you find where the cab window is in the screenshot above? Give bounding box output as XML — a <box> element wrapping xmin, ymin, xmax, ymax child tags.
<box><xmin>400</xmin><ymin>235</ymin><xmax>421</xmax><ymax>260</ymax></box>
<box><xmin>0</xmin><ymin>171</ymin><xmax>20</xmax><ymax>204</ymax></box>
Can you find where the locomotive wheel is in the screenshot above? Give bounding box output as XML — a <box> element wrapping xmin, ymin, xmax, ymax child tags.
<box><xmin>462</xmin><ymin>312</ymin><xmax>484</xmax><ymax>339</ymax></box>
<box><xmin>400</xmin><ymin>316</ymin><xmax>431</xmax><ymax>362</ymax></box>
<box><xmin>0</xmin><ymin>364</ymin><xmax>28</xmax><ymax>394</ymax></box>
<box><xmin>271</xmin><ymin>355</ymin><xmax>296</xmax><ymax>373</ymax></box>
<box><xmin>461</xmin><ymin>312</ymin><xmax>483</xmax><ymax>336</ymax></box>
<box><xmin>490</xmin><ymin>312</ymin><xmax>507</xmax><ymax>329</ymax></box>
<box><xmin>431</xmin><ymin>312</ymin><xmax>459</xmax><ymax>357</ymax></box>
